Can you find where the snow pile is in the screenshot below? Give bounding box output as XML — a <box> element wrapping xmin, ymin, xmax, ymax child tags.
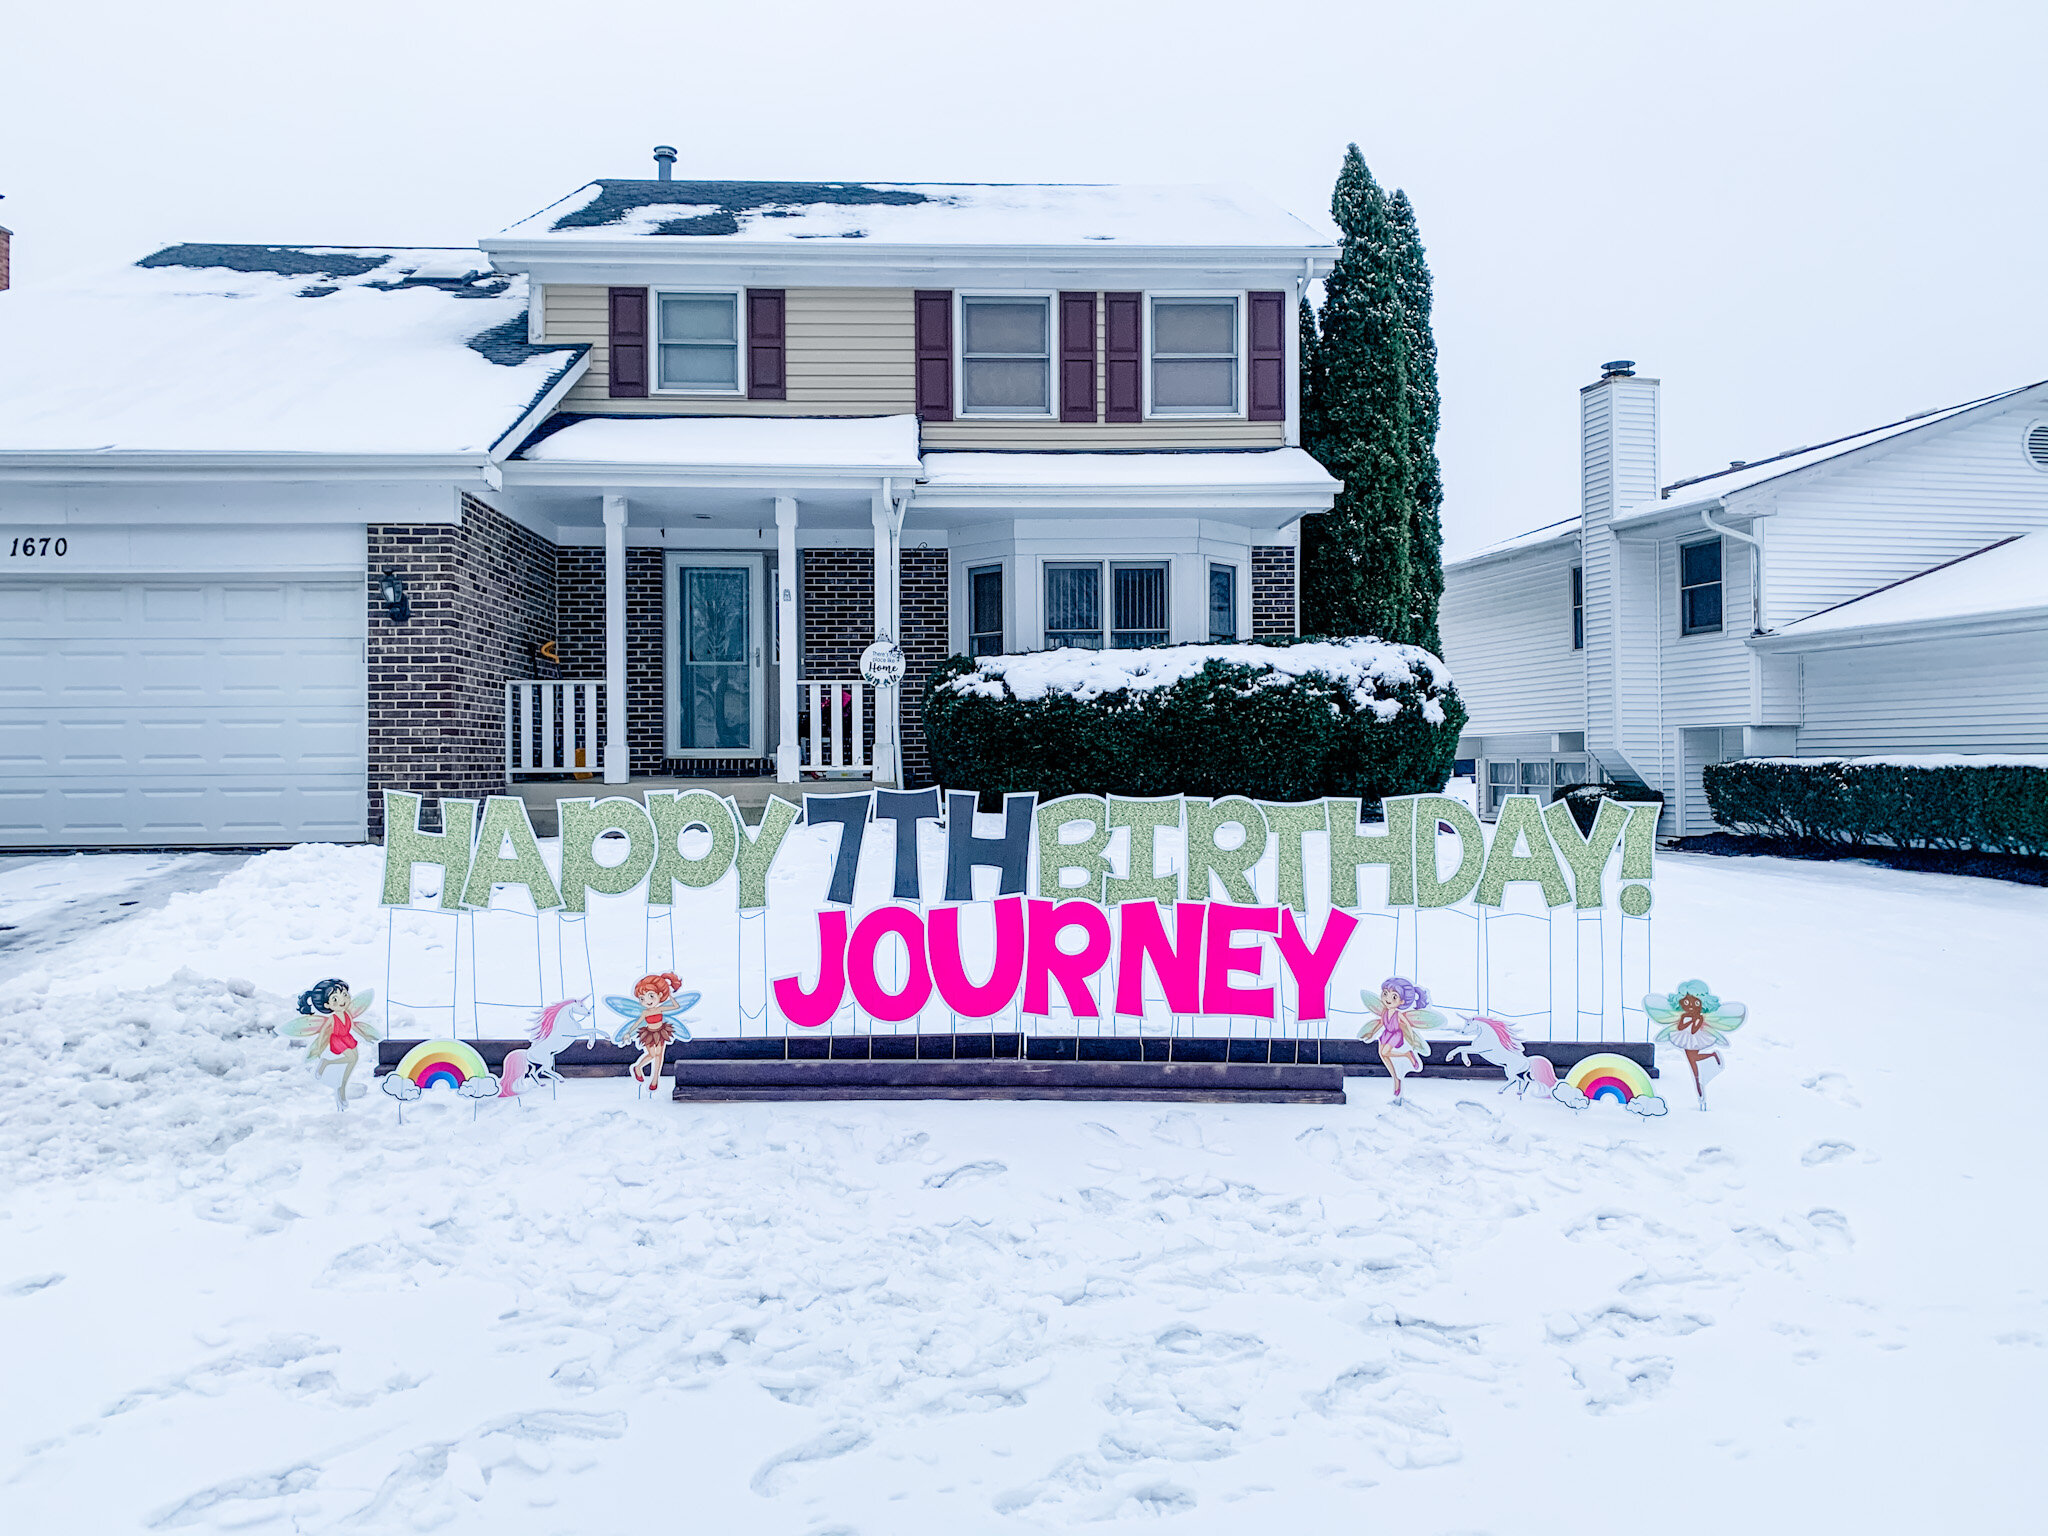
<box><xmin>943</xmin><ymin>637</ymin><xmax>1454</xmax><ymax>724</ymax></box>
<box><xmin>1744</xmin><ymin>753</ymin><xmax>2048</xmax><ymax>769</ymax></box>
<box><xmin>1768</xmin><ymin>530</ymin><xmax>2048</xmax><ymax>637</ymax></box>
<box><xmin>0</xmin><ymin>969</ymin><xmax>290</xmax><ymax>1184</ymax></box>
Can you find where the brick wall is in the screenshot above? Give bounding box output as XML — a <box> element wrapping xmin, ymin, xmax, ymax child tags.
<box><xmin>800</xmin><ymin>547</ymin><xmax>950</xmax><ymax>787</ymax></box>
<box><xmin>554</xmin><ymin>547</ymin><xmax>672</xmax><ymax>774</ymax></box>
<box><xmin>1251</xmin><ymin>545</ymin><xmax>1298</xmax><ymax>637</ymax></box>
<box><xmin>367</xmin><ymin>493</ymin><xmax>556</xmax><ymax>837</ymax></box>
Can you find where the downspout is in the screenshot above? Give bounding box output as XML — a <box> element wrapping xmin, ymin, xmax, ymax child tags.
<box><xmin>1701</xmin><ymin>505</ymin><xmax>1763</xmax><ymax>633</ymax></box>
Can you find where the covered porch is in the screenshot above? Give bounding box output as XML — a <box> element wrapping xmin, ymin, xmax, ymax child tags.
<box><xmin>496</xmin><ymin>415</ymin><xmax>925</xmax><ymax>791</ymax></box>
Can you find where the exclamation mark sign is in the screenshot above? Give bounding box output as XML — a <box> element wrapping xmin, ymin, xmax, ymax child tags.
<box><xmin>1618</xmin><ymin>802</ymin><xmax>1656</xmax><ymax>916</ymax></box>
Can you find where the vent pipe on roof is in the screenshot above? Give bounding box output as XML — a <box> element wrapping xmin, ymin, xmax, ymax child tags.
<box><xmin>1599</xmin><ymin>359</ymin><xmax>1635</xmax><ymax>379</ymax></box>
<box><xmin>653</xmin><ymin>145</ymin><xmax>677</xmax><ymax>181</ymax></box>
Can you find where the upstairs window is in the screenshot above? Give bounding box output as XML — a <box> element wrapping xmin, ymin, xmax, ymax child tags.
<box><xmin>969</xmin><ymin>565</ymin><xmax>1004</xmax><ymax>656</ymax></box>
<box><xmin>1571</xmin><ymin>566</ymin><xmax>1584</xmax><ymax>650</ymax></box>
<box><xmin>1680</xmin><ymin>539</ymin><xmax>1723</xmax><ymax>636</ymax></box>
<box><xmin>961</xmin><ymin>296</ymin><xmax>1051</xmax><ymax>415</ymax></box>
<box><xmin>1209</xmin><ymin>563</ymin><xmax>1238</xmax><ymax>642</ymax></box>
<box><xmin>656</xmin><ymin>291</ymin><xmax>741</xmax><ymax>393</ymax></box>
<box><xmin>1150</xmin><ymin>297</ymin><xmax>1238</xmax><ymax>415</ymax></box>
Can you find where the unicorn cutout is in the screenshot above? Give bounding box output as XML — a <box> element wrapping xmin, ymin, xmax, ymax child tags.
<box><xmin>279</xmin><ymin>978</ymin><xmax>380</xmax><ymax>1109</ymax></box>
<box><xmin>1446</xmin><ymin>1014</ymin><xmax>1570</xmax><ymax>1102</ymax></box>
<box><xmin>1645</xmin><ymin>980</ymin><xmax>1746</xmax><ymax>1109</ymax></box>
<box><xmin>521</xmin><ymin>998</ymin><xmax>602</xmax><ymax>1093</ymax></box>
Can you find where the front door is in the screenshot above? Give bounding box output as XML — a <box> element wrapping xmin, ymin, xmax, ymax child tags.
<box><xmin>668</xmin><ymin>556</ymin><xmax>763</xmax><ymax>758</ymax></box>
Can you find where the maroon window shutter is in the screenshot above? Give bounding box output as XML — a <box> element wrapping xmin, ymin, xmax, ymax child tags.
<box><xmin>607</xmin><ymin>287</ymin><xmax>648</xmax><ymax>398</ymax></box>
<box><xmin>1058</xmin><ymin>292</ymin><xmax>1098</xmax><ymax>423</ymax></box>
<box><xmin>914</xmin><ymin>290</ymin><xmax>953</xmax><ymax>422</ymax></box>
<box><xmin>747</xmin><ymin>288</ymin><xmax>787</xmax><ymax>400</ymax></box>
<box><xmin>1104</xmin><ymin>292</ymin><xmax>1142</xmax><ymax>423</ymax></box>
<box><xmin>1247</xmin><ymin>291</ymin><xmax>1286</xmax><ymax>421</ymax></box>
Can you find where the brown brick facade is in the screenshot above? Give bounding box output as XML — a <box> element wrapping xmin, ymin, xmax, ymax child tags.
<box><xmin>554</xmin><ymin>547</ymin><xmax>673</xmax><ymax>775</ymax></box>
<box><xmin>799</xmin><ymin>546</ymin><xmax>950</xmax><ymax>787</ymax></box>
<box><xmin>1251</xmin><ymin>545</ymin><xmax>1298</xmax><ymax>637</ymax></box>
<box><xmin>367</xmin><ymin>493</ymin><xmax>557</xmax><ymax>837</ymax></box>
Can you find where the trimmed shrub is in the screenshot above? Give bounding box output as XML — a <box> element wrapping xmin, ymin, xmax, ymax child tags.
<box><xmin>1551</xmin><ymin>781</ymin><xmax>1665</xmax><ymax>835</ymax></box>
<box><xmin>922</xmin><ymin>636</ymin><xmax>1466</xmax><ymax>803</ymax></box>
<box><xmin>1703</xmin><ymin>757</ymin><xmax>2048</xmax><ymax>857</ymax></box>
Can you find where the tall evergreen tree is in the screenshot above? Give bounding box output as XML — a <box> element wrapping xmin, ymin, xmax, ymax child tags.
<box><xmin>1386</xmin><ymin>188</ymin><xmax>1444</xmax><ymax>655</ymax></box>
<box><xmin>1300</xmin><ymin>146</ymin><xmax>1413</xmax><ymax>641</ymax></box>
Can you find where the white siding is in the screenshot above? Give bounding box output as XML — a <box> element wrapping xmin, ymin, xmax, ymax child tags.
<box><xmin>1795</xmin><ymin>634</ymin><xmax>2048</xmax><ymax>756</ymax></box>
<box><xmin>1580</xmin><ymin>375</ymin><xmax>1661</xmax><ymax>783</ymax></box>
<box><xmin>1658</xmin><ymin>532</ymin><xmax>1754</xmax><ymax>729</ymax></box>
<box><xmin>1759</xmin><ymin>399</ymin><xmax>2048</xmax><ymax>626</ymax></box>
<box><xmin>1439</xmin><ymin>542</ymin><xmax>1583</xmax><ymax>735</ymax></box>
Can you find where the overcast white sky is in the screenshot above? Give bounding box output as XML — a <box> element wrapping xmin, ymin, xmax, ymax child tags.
<box><xmin>5</xmin><ymin>0</ymin><xmax>2043</xmax><ymax>554</ymax></box>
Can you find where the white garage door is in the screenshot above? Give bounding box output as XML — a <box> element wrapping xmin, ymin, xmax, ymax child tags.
<box><xmin>0</xmin><ymin>577</ymin><xmax>366</xmax><ymax>847</ymax></box>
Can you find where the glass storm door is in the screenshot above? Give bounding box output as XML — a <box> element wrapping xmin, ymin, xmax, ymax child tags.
<box><xmin>673</xmin><ymin>559</ymin><xmax>761</xmax><ymax>756</ymax></box>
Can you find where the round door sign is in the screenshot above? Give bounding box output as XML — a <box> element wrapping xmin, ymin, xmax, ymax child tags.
<box><xmin>860</xmin><ymin>637</ymin><xmax>906</xmax><ymax>689</ymax></box>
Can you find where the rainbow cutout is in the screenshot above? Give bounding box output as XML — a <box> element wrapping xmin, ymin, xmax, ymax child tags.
<box><xmin>1566</xmin><ymin>1052</ymin><xmax>1657</xmax><ymax>1105</ymax></box>
<box><xmin>395</xmin><ymin>1039</ymin><xmax>490</xmax><ymax>1091</ymax></box>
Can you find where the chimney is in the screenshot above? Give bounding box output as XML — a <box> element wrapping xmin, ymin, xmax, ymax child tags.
<box><xmin>1579</xmin><ymin>359</ymin><xmax>1660</xmax><ymax>787</ymax></box>
<box><xmin>652</xmin><ymin>145</ymin><xmax>676</xmax><ymax>181</ymax></box>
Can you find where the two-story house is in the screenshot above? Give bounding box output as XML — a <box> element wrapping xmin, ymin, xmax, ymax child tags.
<box><xmin>0</xmin><ymin>163</ymin><xmax>1341</xmax><ymax>848</ymax></box>
<box><xmin>1441</xmin><ymin>362</ymin><xmax>2048</xmax><ymax>835</ymax></box>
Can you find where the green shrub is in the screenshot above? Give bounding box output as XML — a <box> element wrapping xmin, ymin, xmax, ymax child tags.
<box><xmin>922</xmin><ymin>637</ymin><xmax>1467</xmax><ymax>803</ymax></box>
<box><xmin>1551</xmin><ymin>781</ymin><xmax>1665</xmax><ymax>835</ymax></box>
<box><xmin>1703</xmin><ymin>758</ymin><xmax>2048</xmax><ymax>856</ymax></box>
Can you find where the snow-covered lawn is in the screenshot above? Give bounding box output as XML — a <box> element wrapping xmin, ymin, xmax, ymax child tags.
<box><xmin>1</xmin><ymin>849</ymin><xmax>2040</xmax><ymax>1533</ymax></box>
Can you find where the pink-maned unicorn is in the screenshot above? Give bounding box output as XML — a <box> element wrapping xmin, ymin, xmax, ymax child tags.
<box><xmin>521</xmin><ymin>998</ymin><xmax>601</xmax><ymax>1092</ymax></box>
<box><xmin>1446</xmin><ymin>1014</ymin><xmax>1572</xmax><ymax>1102</ymax></box>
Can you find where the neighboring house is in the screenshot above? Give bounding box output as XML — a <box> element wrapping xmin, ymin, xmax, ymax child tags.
<box><xmin>1441</xmin><ymin>363</ymin><xmax>2048</xmax><ymax>834</ymax></box>
<box><xmin>0</xmin><ymin>163</ymin><xmax>1340</xmax><ymax>848</ymax></box>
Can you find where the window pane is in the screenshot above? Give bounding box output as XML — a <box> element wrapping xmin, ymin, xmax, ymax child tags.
<box><xmin>1045</xmin><ymin>565</ymin><xmax>1101</xmax><ymax>645</ymax></box>
<box><xmin>970</xmin><ymin>566</ymin><xmax>1003</xmax><ymax>656</ymax></box>
<box><xmin>963</xmin><ymin>299</ymin><xmax>1048</xmax><ymax>355</ymax></box>
<box><xmin>962</xmin><ymin>358</ymin><xmax>1049</xmax><ymax>411</ymax></box>
<box><xmin>1113</xmin><ymin>566</ymin><xmax>1167</xmax><ymax>633</ymax></box>
<box><xmin>1681</xmin><ymin>541</ymin><xmax>1721</xmax><ymax>586</ymax></box>
<box><xmin>660</xmin><ymin>294</ymin><xmax>735</xmax><ymax>343</ymax></box>
<box><xmin>660</xmin><ymin>344</ymin><xmax>738</xmax><ymax>389</ymax></box>
<box><xmin>1153</xmin><ymin>300</ymin><xmax>1235</xmax><ymax>355</ymax></box>
<box><xmin>1684</xmin><ymin>584</ymin><xmax>1723</xmax><ymax>633</ymax></box>
<box><xmin>1555</xmin><ymin>760</ymin><xmax>1588</xmax><ymax>785</ymax></box>
<box><xmin>1488</xmin><ymin>762</ymin><xmax>1516</xmax><ymax>784</ymax></box>
<box><xmin>1209</xmin><ymin>564</ymin><xmax>1236</xmax><ymax>642</ymax></box>
<box><xmin>1521</xmin><ymin>761</ymin><xmax>1551</xmax><ymax>787</ymax></box>
<box><xmin>1152</xmin><ymin>358</ymin><xmax>1235</xmax><ymax>410</ymax></box>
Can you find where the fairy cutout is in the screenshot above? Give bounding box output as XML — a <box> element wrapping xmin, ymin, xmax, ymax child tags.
<box><xmin>1645</xmin><ymin>979</ymin><xmax>1745</xmax><ymax>1110</ymax></box>
<box><xmin>279</xmin><ymin>978</ymin><xmax>381</xmax><ymax>1109</ymax></box>
<box><xmin>1360</xmin><ymin>977</ymin><xmax>1448</xmax><ymax>1101</ymax></box>
<box><xmin>604</xmin><ymin>972</ymin><xmax>699</xmax><ymax>1093</ymax></box>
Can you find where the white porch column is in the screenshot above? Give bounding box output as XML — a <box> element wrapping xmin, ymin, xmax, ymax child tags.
<box><xmin>775</xmin><ymin>497</ymin><xmax>800</xmax><ymax>784</ymax></box>
<box><xmin>870</xmin><ymin>489</ymin><xmax>898</xmax><ymax>786</ymax></box>
<box><xmin>602</xmin><ymin>493</ymin><xmax>629</xmax><ymax>785</ymax></box>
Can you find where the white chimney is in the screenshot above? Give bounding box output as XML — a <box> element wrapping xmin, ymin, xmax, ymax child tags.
<box><xmin>1579</xmin><ymin>360</ymin><xmax>1660</xmax><ymax>786</ymax></box>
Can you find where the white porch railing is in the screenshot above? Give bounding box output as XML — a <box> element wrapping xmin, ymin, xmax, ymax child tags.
<box><xmin>800</xmin><ymin>679</ymin><xmax>873</xmax><ymax>775</ymax></box>
<box><xmin>506</xmin><ymin>679</ymin><xmax>605</xmax><ymax>777</ymax></box>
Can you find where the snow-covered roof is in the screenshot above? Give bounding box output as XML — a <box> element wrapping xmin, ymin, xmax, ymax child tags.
<box><xmin>919</xmin><ymin>448</ymin><xmax>1339</xmax><ymax>494</ymax></box>
<box><xmin>497</xmin><ymin>180</ymin><xmax>1334</xmax><ymax>250</ymax></box>
<box><xmin>1757</xmin><ymin>531</ymin><xmax>2048</xmax><ymax>645</ymax></box>
<box><xmin>0</xmin><ymin>246</ymin><xmax>587</xmax><ymax>459</ymax></box>
<box><xmin>1445</xmin><ymin>515</ymin><xmax>1579</xmax><ymax>568</ymax></box>
<box><xmin>1616</xmin><ymin>379</ymin><xmax>2048</xmax><ymax>523</ymax></box>
<box><xmin>515</xmin><ymin>414</ymin><xmax>923</xmax><ymax>474</ymax></box>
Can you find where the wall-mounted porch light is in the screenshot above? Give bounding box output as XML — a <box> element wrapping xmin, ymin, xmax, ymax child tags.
<box><xmin>378</xmin><ymin>567</ymin><xmax>412</xmax><ymax>623</ymax></box>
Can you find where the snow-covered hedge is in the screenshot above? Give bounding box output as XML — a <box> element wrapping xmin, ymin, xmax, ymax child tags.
<box><xmin>1551</xmin><ymin>781</ymin><xmax>1664</xmax><ymax>835</ymax></box>
<box><xmin>923</xmin><ymin>637</ymin><xmax>1466</xmax><ymax>802</ymax></box>
<box><xmin>1704</xmin><ymin>756</ymin><xmax>2048</xmax><ymax>856</ymax></box>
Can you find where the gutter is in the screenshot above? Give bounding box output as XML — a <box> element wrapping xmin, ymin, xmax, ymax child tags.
<box><xmin>0</xmin><ymin>451</ymin><xmax>504</xmax><ymax>484</ymax></box>
<box><xmin>1701</xmin><ymin>504</ymin><xmax>1765</xmax><ymax>633</ymax></box>
<box><xmin>1748</xmin><ymin>606</ymin><xmax>2048</xmax><ymax>653</ymax></box>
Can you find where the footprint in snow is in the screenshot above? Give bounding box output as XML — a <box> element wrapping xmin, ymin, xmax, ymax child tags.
<box><xmin>1801</xmin><ymin>1071</ymin><xmax>1861</xmax><ymax>1108</ymax></box>
<box><xmin>1802</xmin><ymin>1140</ymin><xmax>1856</xmax><ymax>1166</ymax></box>
<box><xmin>3</xmin><ymin>1272</ymin><xmax>64</xmax><ymax>1297</ymax></box>
<box><xmin>923</xmin><ymin>1160</ymin><xmax>1007</xmax><ymax>1189</ymax></box>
